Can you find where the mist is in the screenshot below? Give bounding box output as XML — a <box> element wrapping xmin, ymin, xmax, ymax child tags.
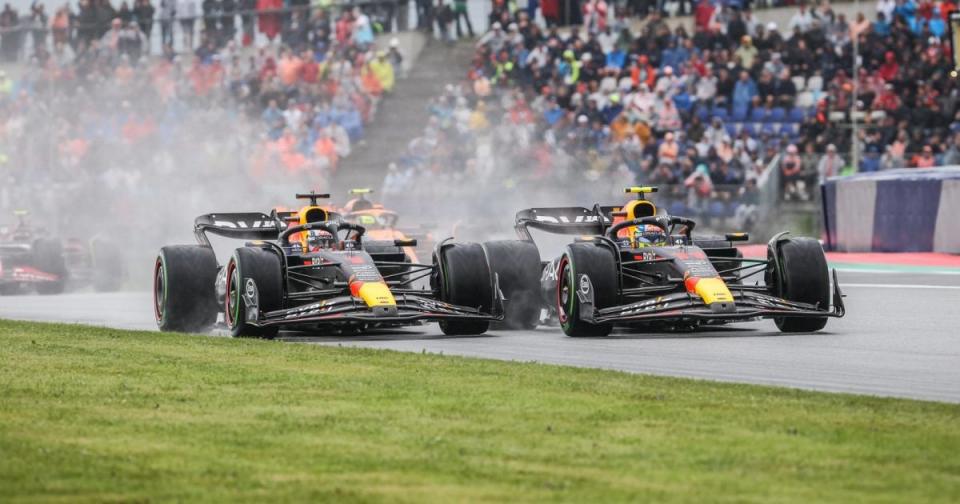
<box><xmin>0</xmin><ymin>54</ymin><xmax>320</xmax><ymax>287</ymax></box>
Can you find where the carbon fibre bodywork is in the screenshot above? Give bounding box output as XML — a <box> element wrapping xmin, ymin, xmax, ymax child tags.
<box><xmin>511</xmin><ymin>203</ymin><xmax>844</xmax><ymax>332</ymax></box>
<box><xmin>181</xmin><ymin>210</ymin><xmax>503</xmax><ymax>332</ymax></box>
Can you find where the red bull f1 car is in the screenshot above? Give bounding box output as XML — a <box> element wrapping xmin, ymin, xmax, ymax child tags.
<box><xmin>153</xmin><ymin>192</ymin><xmax>503</xmax><ymax>337</ymax></box>
<box><xmin>487</xmin><ymin>187</ymin><xmax>845</xmax><ymax>336</ymax></box>
<box><xmin>0</xmin><ymin>211</ymin><xmax>123</xmax><ymax>295</ymax></box>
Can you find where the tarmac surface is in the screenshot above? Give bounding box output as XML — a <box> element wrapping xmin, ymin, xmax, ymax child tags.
<box><xmin>2</xmin><ymin>269</ymin><xmax>958</xmax><ymax>403</ymax></box>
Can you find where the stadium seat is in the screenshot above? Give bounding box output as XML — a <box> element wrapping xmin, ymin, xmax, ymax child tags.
<box><xmin>731</xmin><ymin>105</ymin><xmax>749</xmax><ymax>122</ymax></box>
<box><xmin>708</xmin><ymin>201</ymin><xmax>728</xmax><ymax>218</ymax></box>
<box><xmin>711</xmin><ymin>106</ymin><xmax>729</xmax><ymax>122</ymax></box>
<box><xmin>761</xmin><ymin>123</ymin><xmax>778</xmax><ymax>135</ymax></box>
<box><xmin>668</xmin><ymin>201</ymin><xmax>688</xmax><ymax>216</ymax></box>
<box><xmin>750</xmin><ymin>108</ymin><xmax>766</xmax><ymax>122</ymax></box>
<box><xmin>742</xmin><ymin>123</ymin><xmax>756</xmax><ymax>135</ymax></box>
<box><xmin>796</xmin><ymin>91</ymin><xmax>815</xmax><ymax>108</ymax></box>
<box><xmin>725</xmin><ymin>123</ymin><xmax>738</xmax><ymax>137</ymax></box>
<box><xmin>696</xmin><ymin>106</ymin><xmax>709</xmax><ymax>121</ymax></box>
<box><xmin>861</xmin><ymin>156</ymin><xmax>881</xmax><ymax>172</ymax></box>
<box><xmin>769</xmin><ymin>107</ymin><xmax>786</xmax><ymax>122</ymax></box>
<box><xmin>674</xmin><ymin>93</ymin><xmax>693</xmax><ymax>113</ymax></box>
<box><xmin>788</xmin><ymin>107</ymin><xmax>805</xmax><ymax>123</ymax></box>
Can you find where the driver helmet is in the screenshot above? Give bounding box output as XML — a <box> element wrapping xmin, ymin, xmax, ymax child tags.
<box><xmin>306</xmin><ymin>230</ymin><xmax>335</xmax><ymax>252</ymax></box>
<box><xmin>633</xmin><ymin>224</ymin><xmax>667</xmax><ymax>247</ymax></box>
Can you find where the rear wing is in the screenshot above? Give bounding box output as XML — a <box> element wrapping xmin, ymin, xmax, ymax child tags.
<box><xmin>514</xmin><ymin>206</ymin><xmax>618</xmax><ymax>241</ymax></box>
<box><xmin>194</xmin><ymin>213</ymin><xmax>282</xmax><ymax>246</ymax></box>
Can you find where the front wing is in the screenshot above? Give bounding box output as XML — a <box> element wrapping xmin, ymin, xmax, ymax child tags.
<box><xmin>579</xmin><ymin>270</ymin><xmax>845</xmax><ymax>325</ymax></box>
<box><xmin>245</xmin><ymin>289</ymin><xmax>505</xmax><ymax>328</ymax></box>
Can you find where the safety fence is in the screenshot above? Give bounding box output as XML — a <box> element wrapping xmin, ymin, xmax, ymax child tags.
<box><xmin>822</xmin><ymin>166</ymin><xmax>960</xmax><ymax>253</ymax></box>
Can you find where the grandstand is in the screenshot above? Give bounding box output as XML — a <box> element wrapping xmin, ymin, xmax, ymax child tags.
<box><xmin>2</xmin><ymin>0</ymin><xmax>958</xmax><ymax>236</ymax></box>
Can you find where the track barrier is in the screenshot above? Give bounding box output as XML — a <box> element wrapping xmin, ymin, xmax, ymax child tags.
<box><xmin>822</xmin><ymin>167</ymin><xmax>960</xmax><ymax>253</ymax></box>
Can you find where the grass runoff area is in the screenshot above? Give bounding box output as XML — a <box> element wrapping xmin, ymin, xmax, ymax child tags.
<box><xmin>1</xmin><ymin>321</ymin><xmax>958</xmax><ymax>503</ymax></box>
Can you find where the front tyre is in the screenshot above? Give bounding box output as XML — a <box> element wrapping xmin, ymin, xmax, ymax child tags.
<box><xmin>557</xmin><ymin>243</ymin><xmax>617</xmax><ymax>337</ymax></box>
<box><xmin>483</xmin><ymin>240</ymin><xmax>542</xmax><ymax>330</ymax></box>
<box><xmin>224</xmin><ymin>247</ymin><xmax>283</xmax><ymax>339</ymax></box>
<box><xmin>437</xmin><ymin>242</ymin><xmax>493</xmax><ymax>336</ymax></box>
<box><xmin>154</xmin><ymin>246</ymin><xmax>219</xmax><ymax>332</ymax></box>
<box><xmin>770</xmin><ymin>237</ymin><xmax>830</xmax><ymax>332</ymax></box>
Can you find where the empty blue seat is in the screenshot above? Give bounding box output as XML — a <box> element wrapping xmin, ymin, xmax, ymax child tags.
<box><xmin>725</xmin><ymin>123</ymin><xmax>738</xmax><ymax>137</ymax></box>
<box><xmin>708</xmin><ymin>201</ymin><xmax>728</xmax><ymax>218</ymax></box>
<box><xmin>731</xmin><ymin>105</ymin><xmax>749</xmax><ymax>122</ymax></box>
<box><xmin>761</xmin><ymin>123</ymin><xmax>778</xmax><ymax>135</ymax></box>
<box><xmin>861</xmin><ymin>156</ymin><xmax>881</xmax><ymax>172</ymax></box>
<box><xmin>788</xmin><ymin>107</ymin><xmax>805</xmax><ymax>123</ymax></box>
<box><xmin>673</xmin><ymin>93</ymin><xmax>693</xmax><ymax>112</ymax></box>
<box><xmin>742</xmin><ymin>123</ymin><xmax>756</xmax><ymax>135</ymax></box>
<box><xmin>769</xmin><ymin>107</ymin><xmax>787</xmax><ymax>122</ymax></box>
<box><xmin>711</xmin><ymin>106</ymin><xmax>729</xmax><ymax>121</ymax></box>
<box><xmin>668</xmin><ymin>201</ymin><xmax>688</xmax><ymax>216</ymax></box>
<box><xmin>750</xmin><ymin>108</ymin><xmax>766</xmax><ymax>122</ymax></box>
<box><xmin>696</xmin><ymin>106</ymin><xmax>709</xmax><ymax>121</ymax></box>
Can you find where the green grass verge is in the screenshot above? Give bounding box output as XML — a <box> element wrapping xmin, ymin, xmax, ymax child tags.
<box><xmin>1</xmin><ymin>319</ymin><xmax>958</xmax><ymax>503</ymax></box>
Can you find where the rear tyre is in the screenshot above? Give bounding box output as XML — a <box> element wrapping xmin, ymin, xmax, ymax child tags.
<box><xmin>770</xmin><ymin>237</ymin><xmax>830</xmax><ymax>332</ymax></box>
<box><xmin>437</xmin><ymin>242</ymin><xmax>492</xmax><ymax>335</ymax></box>
<box><xmin>483</xmin><ymin>240</ymin><xmax>541</xmax><ymax>330</ymax></box>
<box><xmin>557</xmin><ymin>243</ymin><xmax>617</xmax><ymax>337</ymax></box>
<box><xmin>225</xmin><ymin>247</ymin><xmax>283</xmax><ymax>339</ymax></box>
<box><xmin>33</xmin><ymin>239</ymin><xmax>67</xmax><ymax>295</ymax></box>
<box><xmin>154</xmin><ymin>246</ymin><xmax>219</xmax><ymax>332</ymax></box>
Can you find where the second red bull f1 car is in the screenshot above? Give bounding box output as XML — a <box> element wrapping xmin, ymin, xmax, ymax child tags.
<box><xmin>153</xmin><ymin>192</ymin><xmax>503</xmax><ymax>337</ymax></box>
<box><xmin>489</xmin><ymin>187</ymin><xmax>846</xmax><ymax>336</ymax></box>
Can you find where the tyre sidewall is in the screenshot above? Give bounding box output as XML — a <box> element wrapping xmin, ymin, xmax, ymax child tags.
<box><xmin>557</xmin><ymin>243</ymin><xmax>617</xmax><ymax>337</ymax></box>
<box><xmin>437</xmin><ymin>242</ymin><xmax>492</xmax><ymax>335</ymax></box>
<box><xmin>771</xmin><ymin>237</ymin><xmax>830</xmax><ymax>332</ymax></box>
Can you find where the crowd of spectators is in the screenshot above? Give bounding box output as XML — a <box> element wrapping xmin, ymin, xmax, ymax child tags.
<box><xmin>1</xmin><ymin>0</ymin><xmax>401</xmax><ymax>239</ymax></box>
<box><xmin>385</xmin><ymin>0</ymin><xmax>960</xmax><ymax>228</ymax></box>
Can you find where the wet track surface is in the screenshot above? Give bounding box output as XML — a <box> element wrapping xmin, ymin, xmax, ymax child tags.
<box><xmin>2</xmin><ymin>270</ymin><xmax>959</xmax><ymax>402</ymax></box>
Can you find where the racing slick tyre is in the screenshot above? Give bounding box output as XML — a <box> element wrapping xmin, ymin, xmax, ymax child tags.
<box><xmin>91</xmin><ymin>238</ymin><xmax>124</xmax><ymax>292</ymax></box>
<box><xmin>154</xmin><ymin>246</ymin><xmax>219</xmax><ymax>333</ymax></box>
<box><xmin>33</xmin><ymin>239</ymin><xmax>67</xmax><ymax>295</ymax></box>
<box><xmin>770</xmin><ymin>237</ymin><xmax>830</xmax><ymax>333</ymax></box>
<box><xmin>483</xmin><ymin>240</ymin><xmax>541</xmax><ymax>330</ymax></box>
<box><xmin>225</xmin><ymin>247</ymin><xmax>283</xmax><ymax>339</ymax></box>
<box><xmin>436</xmin><ymin>242</ymin><xmax>493</xmax><ymax>335</ymax></box>
<box><xmin>557</xmin><ymin>243</ymin><xmax>617</xmax><ymax>337</ymax></box>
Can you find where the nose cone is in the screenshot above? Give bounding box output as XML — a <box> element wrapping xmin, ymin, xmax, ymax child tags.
<box><xmin>350</xmin><ymin>280</ymin><xmax>397</xmax><ymax>310</ymax></box>
<box><xmin>685</xmin><ymin>276</ymin><xmax>735</xmax><ymax>310</ymax></box>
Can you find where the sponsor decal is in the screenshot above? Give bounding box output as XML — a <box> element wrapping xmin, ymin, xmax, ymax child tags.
<box><xmin>541</xmin><ymin>258</ymin><xmax>559</xmax><ymax>282</ymax></box>
<box><xmin>213</xmin><ymin>220</ymin><xmax>274</xmax><ymax>229</ymax></box>
<box><xmin>534</xmin><ymin>215</ymin><xmax>601</xmax><ymax>224</ymax></box>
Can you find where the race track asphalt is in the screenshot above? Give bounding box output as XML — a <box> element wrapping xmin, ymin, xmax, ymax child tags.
<box><xmin>2</xmin><ymin>270</ymin><xmax>958</xmax><ymax>403</ymax></box>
